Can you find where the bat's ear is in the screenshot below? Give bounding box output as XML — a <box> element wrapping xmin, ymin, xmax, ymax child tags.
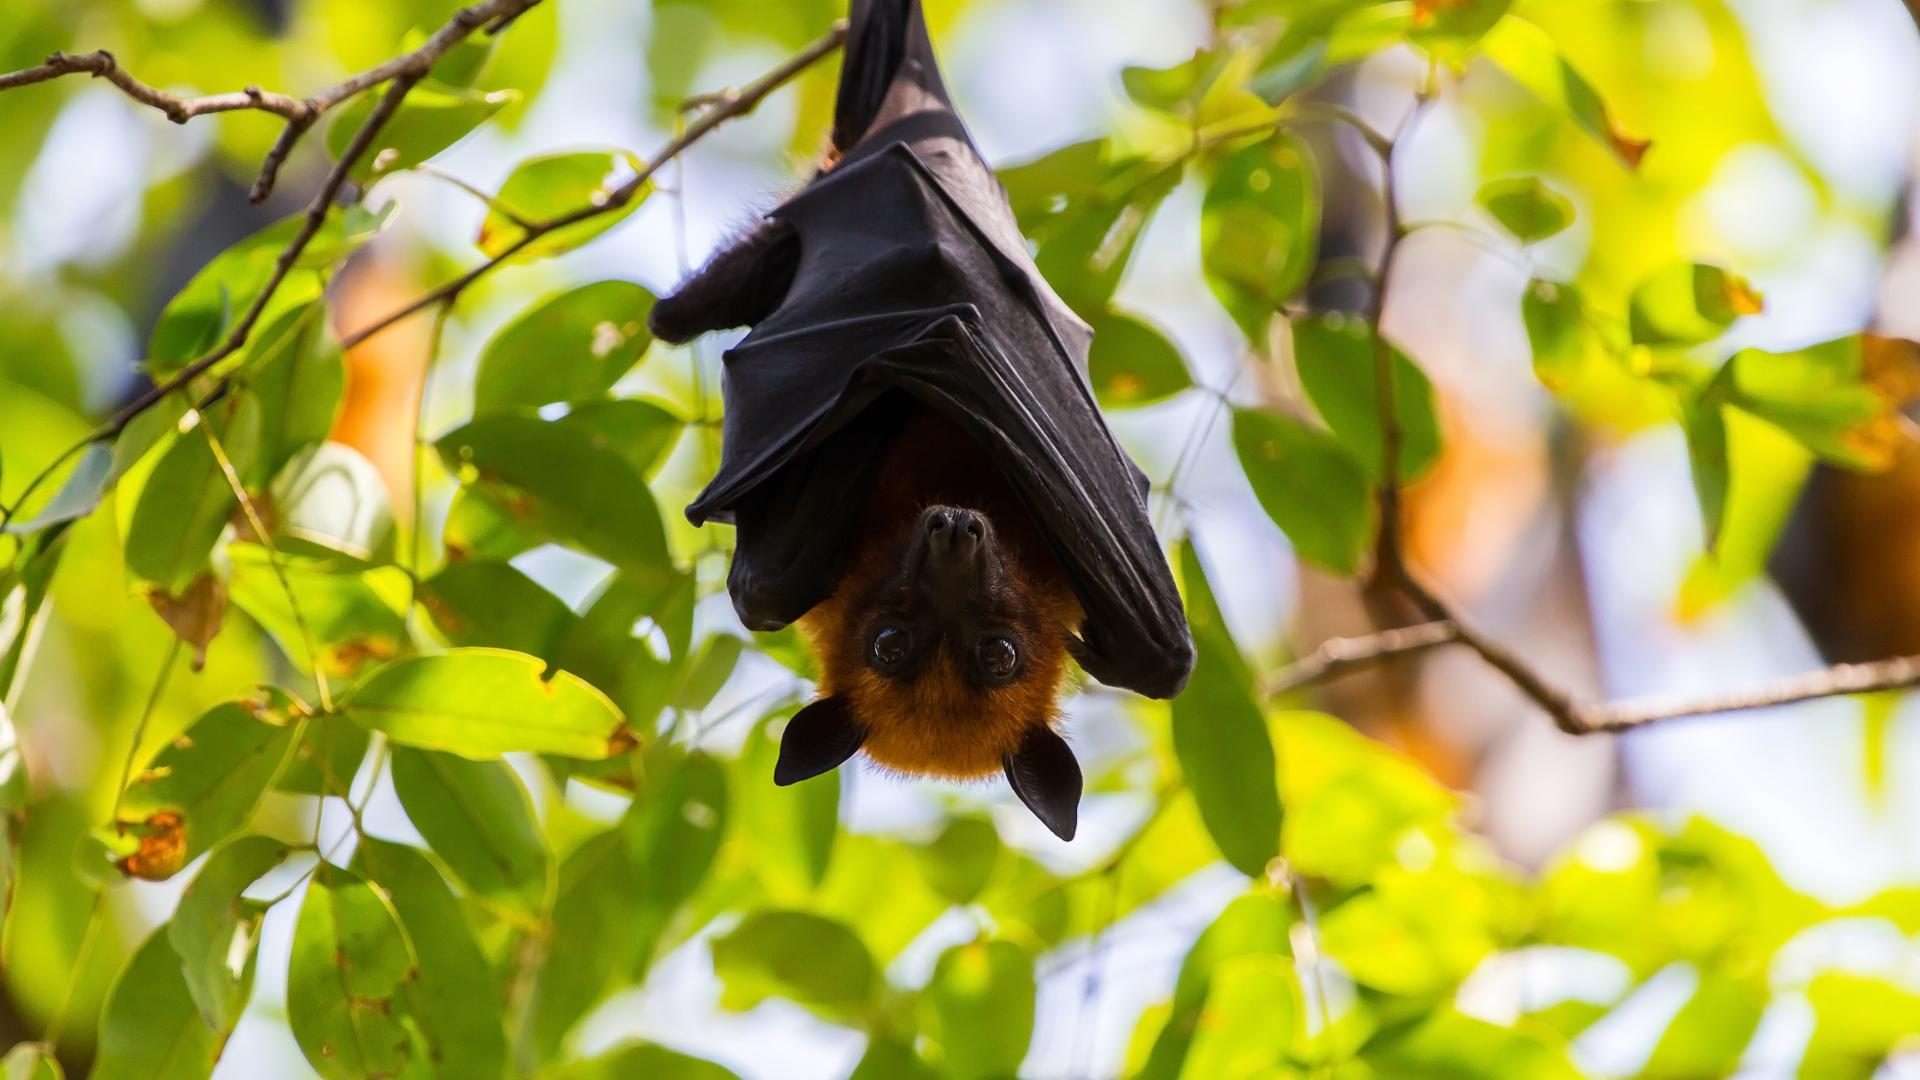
<box><xmin>1003</xmin><ymin>726</ymin><xmax>1082</xmax><ymax>841</ymax></box>
<box><xmin>775</xmin><ymin>696</ymin><xmax>867</xmax><ymax>785</ymax></box>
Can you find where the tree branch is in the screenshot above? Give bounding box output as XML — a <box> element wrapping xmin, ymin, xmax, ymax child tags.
<box><xmin>0</xmin><ymin>0</ymin><xmax>539</xmax><ymax>202</ymax></box>
<box><xmin>1263</xmin><ymin>620</ymin><xmax>1459</xmax><ymax>696</ymax></box>
<box><xmin>1322</xmin><ymin>71</ymin><xmax>1920</xmax><ymax>736</ymax></box>
<box><xmin>339</xmin><ymin>17</ymin><xmax>850</xmax><ymax>349</ymax></box>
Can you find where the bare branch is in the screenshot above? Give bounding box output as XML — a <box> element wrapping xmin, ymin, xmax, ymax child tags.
<box><xmin>1263</xmin><ymin>621</ymin><xmax>1460</xmax><ymax>696</ymax></box>
<box><xmin>340</xmin><ymin>17</ymin><xmax>852</xmax><ymax>349</ymax></box>
<box><xmin>0</xmin><ymin>0</ymin><xmax>540</xmax><ymax>202</ymax></box>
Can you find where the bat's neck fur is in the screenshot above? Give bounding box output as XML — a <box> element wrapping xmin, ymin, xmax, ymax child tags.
<box><xmin>799</xmin><ymin>406</ymin><xmax>1083</xmax><ymax>779</ymax></box>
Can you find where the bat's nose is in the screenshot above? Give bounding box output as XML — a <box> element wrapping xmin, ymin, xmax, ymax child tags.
<box><xmin>922</xmin><ymin>505</ymin><xmax>985</xmax><ymax>565</ymax></box>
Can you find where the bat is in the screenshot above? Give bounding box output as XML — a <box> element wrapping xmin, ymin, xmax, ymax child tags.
<box><xmin>649</xmin><ymin>0</ymin><xmax>1194</xmax><ymax>839</ymax></box>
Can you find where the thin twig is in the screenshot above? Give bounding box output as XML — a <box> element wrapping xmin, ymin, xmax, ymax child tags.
<box><xmin>339</xmin><ymin>18</ymin><xmax>851</xmax><ymax>349</ymax></box>
<box><xmin>0</xmin><ymin>0</ymin><xmax>539</xmax><ymax>202</ymax></box>
<box><xmin>1264</xmin><ymin>620</ymin><xmax>1459</xmax><ymax>696</ymax></box>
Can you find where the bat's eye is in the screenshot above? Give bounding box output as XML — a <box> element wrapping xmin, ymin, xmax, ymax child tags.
<box><xmin>978</xmin><ymin>637</ymin><xmax>1019</xmax><ymax>681</ymax></box>
<box><xmin>871</xmin><ymin>626</ymin><xmax>911</xmax><ymax>670</ymax></box>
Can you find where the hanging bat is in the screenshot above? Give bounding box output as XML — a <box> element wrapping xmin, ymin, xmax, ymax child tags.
<box><xmin>650</xmin><ymin>0</ymin><xmax>1193</xmax><ymax>839</ymax></box>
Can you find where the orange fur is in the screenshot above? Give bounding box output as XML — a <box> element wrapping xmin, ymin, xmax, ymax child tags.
<box><xmin>797</xmin><ymin>408</ymin><xmax>1081</xmax><ymax>779</ymax></box>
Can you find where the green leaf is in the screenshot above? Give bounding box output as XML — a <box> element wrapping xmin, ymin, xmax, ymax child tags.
<box><xmin>539</xmin><ymin>1043</ymin><xmax>741</xmax><ymax>1080</ymax></box>
<box><xmin>383</xmin><ymin>754</ymin><xmax>543</xmax><ymax>922</ymax></box>
<box><xmin>288</xmin><ymin>863</ymin><xmax>417</xmax><ymax>1080</ymax></box>
<box><xmin>1202</xmin><ymin>132</ymin><xmax>1319</xmax><ymax>344</ymax></box>
<box><xmin>1479</xmin><ymin>15</ymin><xmax>1650</xmax><ymax>169</ymax></box>
<box><xmin>919</xmin><ymin>940</ymin><xmax>1036</xmax><ymax>1080</ymax></box>
<box><xmin>1644</xmin><ymin>972</ymin><xmax>1765</xmax><ymax>1077</ymax></box>
<box><xmin>519</xmin><ymin>830</ymin><xmax>641</xmax><ymax>1061</ymax></box>
<box><xmin>168</xmin><ymin>835</ymin><xmax>290</xmax><ymax>1029</ymax></box>
<box><xmin>711</xmin><ymin>910</ymin><xmax>878</xmax><ymax>1021</ymax></box>
<box><xmin>478</xmin><ymin>151</ymin><xmax>647</xmax><ymax>260</ymax></box>
<box><xmin>1</xmin><ymin>1044</ymin><xmax>60</xmax><ymax>1080</ymax></box>
<box><xmin>1121</xmin><ymin>50</ymin><xmax>1226</xmax><ymax>113</ymax></box>
<box><xmin>916</xmin><ymin>816</ymin><xmax>1000</xmax><ymax>905</ymax></box>
<box><xmin>1803</xmin><ymin>972</ymin><xmax>1920</xmax><ymax>1074</ymax></box>
<box><xmin>389</xmin><ymin>746</ymin><xmax>551</xmax><ymax>914</ymax></box>
<box><xmin>474</xmin><ymin>281</ymin><xmax>657</xmax><ymax>412</ymax></box>
<box><xmin>1363</xmin><ymin>1007</ymin><xmax>1580</xmax><ymax>1078</ymax></box>
<box><xmin>732</xmin><ymin>714</ymin><xmax>839</xmax><ymax>897</ymax></box>
<box><xmin>421</xmin><ymin>560</ymin><xmax>578</xmax><ymax>657</ymax></box>
<box><xmin>1629</xmin><ymin>263</ymin><xmax>1762</xmax><ymax>347</ymax></box>
<box><xmin>443</xmin><ymin>486</ymin><xmax>540</xmax><ymax>564</ymax></box>
<box><xmin>91</xmin><ymin>926</ymin><xmax>228</xmax><ymax>1080</ymax></box>
<box><xmin>551</xmin><ymin>568</ymin><xmax>696</xmax><ymax>740</ymax></box>
<box><xmin>1277</xmin><ymin>711</ymin><xmax>1454</xmax><ymax>886</ymax></box>
<box><xmin>276</xmin><ymin>711</ymin><xmax>372</xmax><ymax>797</ymax></box>
<box><xmin>114</xmin><ymin>699</ymin><xmax>300</xmax><ymax>880</ymax></box>
<box><xmin>1087</xmin><ymin>310</ymin><xmax>1190</xmax><ymax>408</ymax></box>
<box><xmin>1681</xmin><ymin>395</ymin><xmax>1730</xmax><ymax>550</ymax></box>
<box><xmin>1178</xmin><ymin>541</ymin><xmax>1251</xmax><ymax>692</ymax></box>
<box><xmin>1172</xmin><ymin>644</ymin><xmax>1281</xmax><ymax>877</ymax></box>
<box><xmin>1723</xmin><ymin>335</ymin><xmax>1911</xmax><ymax>471</ymax></box>
<box><xmin>1</xmin><ymin>442</ymin><xmax>111</xmax><ymax>536</ymax></box>
<box><xmin>1522</xmin><ymin>278</ymin><xmax>1594</xmax><ymax>391</ymax></box>
<box><xmin>124</xmin><ymin>396</ymin><xmax>261</xmax><ymax>593</ymax></box>
<box><xmin>240</xmin><ymin>303</ymin><xmax>345</xmax><ymax>487</ymax></box>
<box><xmin>354</xmin><ymin>838</ymin><xmax>511</xmax><ymax>1080</ymax></box>
<box><xmin>1291</xmin><ymin>314</ymin><xmax>1442</xmax><ymax>482</ymax></box>
<box><xmin>848</xmin><ymin>1039</ymin><xmax>939</xmax><ymax>1080</ymax></box>
<box><xmin>1000</xmin><ymin>142</ymin><xmax>1177</xmax><ymax>311</ymax></box>
<box><xmin>1232</xmin><ymin>407</ymin><xmax>1374</xmax><ymax>574</ymax></box>
<box><xmin>1179</xmin><ymin>955</ymin><xmax>1304</xmax><ymax>1077</ymax></box>
<box><xmin>341</xmin><ymin>648</ymin><xmax>628</xmax><ymax>760</ymax></box>
<box><xmin>626</xmin><ymin>748</ymin><xmax>728</xmax><ymax>913</ymax></box>
<box><xmin>147</xmin><ymin>205</ymin><xmax>391</xmax><ymax>375</ymax></box>
<box><xmin>228</xmin><ymin>545</ymin><xmax>408</xmax><ymax>677</ymax></box>
<box><xmin>1477</xmin><ymin>176</ymin><xmax>1574</xmax><ymax>243</ymax></box>
<box><xmin>557</xmin><ymin>398</ymin><xmax>684</xmax><ymax>477</ymax></box>
<box><xmin>436</xmin><ymin>415</ymin><xmax>672</xmax><ymax>579</ymax></box>
<box><xmin>673</xmin><ymin>634</ymin><xmax>744</xmax><ymax>712</ymax></box>
<box><xmin>1139</xmin><ymin>889</ymin><xmax>1299</xmax><ymax>1079</ymax></box>
<box><xmin>327</xmin><ymin>80</ymin><xmax>515</xmax><ymax>181</ymax></box>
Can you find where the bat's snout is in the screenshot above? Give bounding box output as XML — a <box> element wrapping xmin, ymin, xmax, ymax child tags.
<box><xmin>921</xmin><ymin>505</ymin><xmax>986</xmax><ymax>568</ymax></box>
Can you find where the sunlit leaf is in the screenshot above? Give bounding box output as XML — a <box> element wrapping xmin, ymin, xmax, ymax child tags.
<box><xmin>1232</xmin><ymin>407</ymin><xmax>1374</xmax><ymax>574</ymax></box>
<box><xmin>673</xmin><ymin>634</ymin><xmax>744</xmax><ymax>712</ymax></box>
<box><xmin>124</xmin><ymin>396</ymin><xmax>261</xmax><ymax>593</ymax></box>
<box><xmin>1803</xmin><ymin>972</ymin><xmax>1920</xmax><ymax>1075</ymax></box>
<box><xmin>919</xmin><ymin>940</ymin><xmax>1036</xmax><ymax>1080</ymax></box>
<box><xmin>626</xmin><ymin>748</ymin><xmax>728</xmax><ymax>914</ymax></box>
<box><xmin>390</xmin><ymin>746</ymin><xmax>551</xmax><ymax>914</ymax></box>
<box><xmin>0</xmin><ymin>1043</ymin><xmax>60</xmax><ymax>1080</ymax></box>
<box><xmin>355</xmin><ymin>838</ymin><xmax>511</xmax><ymax>1079</ymax></box>
<box><xmin>288</xmin><ymin>863</ymin><xmax>417</xmax><ymax>1080</ymax></box>
<box><xmin>1292</xmin><ymin>313</ymin><xmax>1442</xmax><ymax>482</ymax></box>
<box><xmin>1202</xmin><ymin>131</ymin><xmax>1318</xmax><ymax>344</ymax></box>
<box><xmin>1478</xmin><ymin>15</ymin><xmax>1650</xmax><ymax>169</ymax></box>
<box><xmin>239</xmin><ymin>303</ymin><xmax>345</xmax><ymax>488</ymax></box>
<box><xmin>92</xmin><ymin>926</ymin><xmax>228</xmax><ymax>1080</ymax></box>
<box><xmin>1277</xmin><ymin>710</ymin><xmax>1455</xmax><ymax>886</ymax></box>
<box><xmin>1087</xmin><ymin>310</ymin><xmax>1190</xmax><ymax>408</ymax></box>
<box><xmin>848</xmin><ymin>1039</ymin><xmax>938</xmax><ymax>1080</ymax></box>
<box><xmin>327</xmin><ymin>80</ymin><xmax>515</xmax><ymax>181</ymax></box>
<box><xmin>1724</xmin><ymin>334</ymin><xmax>1920</xmax><ymax>471</ymax></box>
<box><xmin>114</xmin><ymin>699</ymin><xmax>300</xmax><ymax>880</ymax></box>
<box><xmin>1644</xmin><ymin>972</ymin><xmax>1765</xmax><ymax>1077</ymax></box>
<box><xmin>436</xmin><ymin>416</ymin><xmax>672</xmax><ymax>579</ymax></box>
<box><xmin>1</xmin><ymin>443</ymin><xmax>111</xmax><ymax>536</ymax></box>
<box><xmin>168</xmin><ymin>835</ymin><xmax>290</xmax><ymax>1028</ymax></box>
<box><xmin>1681</xmin><ymin>394</ymin><xmax>1730</xmax><ymax>549</ymax></box>
<box><xmin>228</xmin><ymin>545</ymin><xmax>408</xmax><ymax>677</ymax></box>
<box><xmin>1000</xmin><ymin>141</ymin><xmax>1177</xmax><ymax>311</ymax></box>
<box><xmin>1173</xmin><ymin>644</ymin><xmax>1281</xmax><ymax>877</ymax></box>
<box><xmin>732</xmin><ymin>714</ymin><xmax>839</xmax><ymax>898</ymax></box>
<box><xmin>1628</xmin><ymin>263</ymin><xmax>1761</xmax><ymax>348</ymax></box>
<box><xmin>711</xmin><ymin>910</ymin><xmax>878</xmax><ymax>1022</ymax></box>
<box><xmin>421</xmin><ymin>560</ymin><xmax>578</xmax><ymax>657</ymax></box>
<box><xmin>1362</xmin><ymin>1007</ymin><xmax>1580</xmax><ymax>1078</ymax></box>
<box><xmin>519</xmin><ymin>829</ymin><xmax>642</xmax><ymax>1059</ymax></box>
<box><xmin>1477</xmin><ymin>176</ymin><xmax>1574</xmax><ymax>243</ymax></box>
<box><xmin>478</xmin><ymin>151</ymin><xmax>647</xmax><ymax>260</ymax></box>
<box><xmin>1137</xmin><ymin>890</ymin><xmax>1298</xmax><ymax>1080</ymax></box>
<box><xmin>556</xmin><ymin>398</ymin><xmax>685</xmax><ymax>477</ymax></box>
<box><xmin>1178</xmin><ymin>541</ymin><xmax>1250</xmax><ymax>691</ymax></box>
<box><xmin>539</xmin><ymin>1042</ymin><xmax>741</xmax><ymax>1080</ymax></box>
<box><xmin>916</xmin><ymin>816</ymin><xmax>1000</xmax><ymax>905</ymax></box>
<box><xmin>473</xmin><ymin>281</ymin><xmax>657</xmax><ymax>412</ymax></box>
<box><xmin>1179</xmin><ymin>955</ymin><xmax>1304</xmax><ymax>1077</ymax></box>
<box><xmin>342</xmin><ymin>648</ymin><xmax>628</xmax><ymax>759</ymax></box>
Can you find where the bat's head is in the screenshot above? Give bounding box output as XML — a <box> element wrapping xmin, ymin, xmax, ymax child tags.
<box><xmin>783</xmin><ymin>503</ymin><xmax>1084</xmax><ymax>839</ymax></box>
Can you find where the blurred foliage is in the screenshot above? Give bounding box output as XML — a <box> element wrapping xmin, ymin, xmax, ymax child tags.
<box><xmin>1</xmin><ymin>0</ymin><xmax>1918</xmax><ymax>1078</ymax></box>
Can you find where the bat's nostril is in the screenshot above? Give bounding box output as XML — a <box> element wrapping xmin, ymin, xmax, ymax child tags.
<box><xmin>926</xmin><ymin>509</ymin><xmax>951</xmax><ymax>536</ymax></box>
<box><xmin>961</xmin><ymin>514</ymin><xmax>983</xmax><ymax>541</ymax></box>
